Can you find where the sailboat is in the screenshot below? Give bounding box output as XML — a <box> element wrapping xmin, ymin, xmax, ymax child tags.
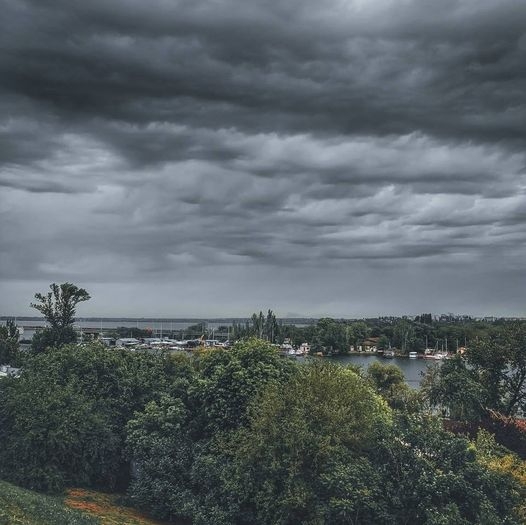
<box><xmin>383</xmin><ymin>343</ymin><xmax>395</xmax><ymax>358</ymax></box>
<box><xmin>424</xmin><ymin>339</ymin><xmax>449</xmax><ymax>360</ymax></box>
<box><xmin>424</xmin><ymin>340</ymin><xmax>439</xmax><ymax>360</ymax></box>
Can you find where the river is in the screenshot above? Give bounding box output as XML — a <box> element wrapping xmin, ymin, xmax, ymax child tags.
<box><xmin>326</xmin><ymin>354</ymin><xmax>440</xmax><ymax>389</ymax></box>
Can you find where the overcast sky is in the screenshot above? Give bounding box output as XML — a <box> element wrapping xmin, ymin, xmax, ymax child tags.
<box><xmin>1</xmin><ymin>0</ymin><xmax>526</xmax><ymax>318</ymax></box>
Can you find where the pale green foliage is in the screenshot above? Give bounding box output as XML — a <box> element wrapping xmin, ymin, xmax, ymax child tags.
<box><xmin>367</xmin><ymin>361</ymin><xmax>421</xmax><ymax>411</ymax></box>
<box><xmin>231</xmin><ymin>362</ymin><xmax>392</xmax><ymax>524</ymax></box>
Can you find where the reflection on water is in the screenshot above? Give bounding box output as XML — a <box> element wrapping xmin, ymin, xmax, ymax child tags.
<box><xmin>326</xmin><ymin>354</ymin><xmax>440</xmax><ymax>389</ymax></box>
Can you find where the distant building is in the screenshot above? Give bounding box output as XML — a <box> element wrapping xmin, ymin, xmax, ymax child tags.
<box><xmin>353</xmin><ymin>337</ymin><xmax>379</xmax><ymax>352</ymax></box>
<box><xmin>299</xmin><ymin>342</ymin><xmax>310</xmax><ymax>354</ymax></box>
<box><xmin>115</xmin><ymin>338</ymin><xmax>140</xmax><ymax>348</ymax></box>
<box><xmin>0</xmin><ymin>365</ymin><xmax>21</xmax><ymax>378</ymax></box>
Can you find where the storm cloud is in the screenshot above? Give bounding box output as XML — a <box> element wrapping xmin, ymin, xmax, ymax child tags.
<box><xmin>1</xmin><ymin>0</ymin><xmax>526</xmax><ymax>317</ymax></box>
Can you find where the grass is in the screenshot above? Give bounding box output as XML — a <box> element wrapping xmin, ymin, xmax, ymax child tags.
<box><xmin>0</xmin><ymin>480</ymin><xmax>97</xmax><ymax>525</ymax></box>
<box><xmin>0</xmin><ymin>481</ymin><xmax>169</xmax><ymax>525</ymax></box>
<box><xmin>64</xmin><ymin>488</ymin><xmax>169</xmax><ymax>525</ymax></box>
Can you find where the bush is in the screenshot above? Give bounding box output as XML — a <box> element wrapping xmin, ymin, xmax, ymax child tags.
<box><xmin>0</xmin><ymin>343</ymin><xmax>173</xmax><ymax>492</ymax></box>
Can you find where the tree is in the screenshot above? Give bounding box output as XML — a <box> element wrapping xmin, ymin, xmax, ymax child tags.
<box><xmin>422</xmin><ymin>355</ymin><xmax>487</xmax><ymax>420</ymax></box>
<box><xmin>30</xmin><ymin>283</ymin><xmax>90</xmax><ymax>352</ymax></box>
<box><xmin>31</xmin><ymin>325</ymin><xmax>77</xmax><ymax>354</ymax></box>
<box><xmin>373</xmin><ymin>415</ymin><xmax>521</xmax><ymax>525</ymax></box>
<box><xmin>393</xmin><ymin>319</ymin><xmax>418</xmax><ymax>354</ymax></box>
<box><xmin>228</xmin><ymin>362</ymin><xmax>392</xmax><ymax>524</ymax></box>
<box><xmin>377</xmin><ymin>334</ymin><xmax>390</xmax><ymax>350</ymax></box>
<box><xmin>423</xmin><ymin>324</ymin><xmax>526</xmax><ymax>420</ymax></box>
<box><xmin>347</xmin><ymin>321</ymin><xmax>370</xmax><ymax>352</ymax></box>
<box><xmin>31</xmin><ymin>282</ymin><xmax>90</xmax><ymax>330</ymax></box>
<box><xmin>0</xmin><ymin>342</ymin><xmax>174</xmax><ymax>492</ymax></box>
<box><xmin>0</xmin><ymin>320</ymin><xmax>19</xmax><ymax>365</ymax></box>
<box><xmin>264</xmin><ymin>309</ymin><xmax>279</xmax><ymax>343</ymax></box>
<box><xmin>475</xmin><ymin>429</ymin><xmax>526</xmax><ymax>522</ymax></box>
<box><xmin>191</xmin><ymin>338</ymin><xmax>296</xmax><ymax>434</ymax></box>
<box><xmin>111</xmin><ymin>326</ymin><xmax>152</xmax><ymax>340</ymax></box>
<box><xmin>125</xmin><ymin>339</ymin><xmax>296</xmax><ymax>523</ymax></box>
<box><xmin>126</xmin><ymin>395</ymin><xmax>195</xmax><ymax>522</ymax></box>
<box><xmin>313</xmin><ymin>318</ymin><xmax>349</xmax><ymax>354</ymax></box>
<box><xmin>467</xmin><ymin>325</ymin><xmax>526</xmax><ymax>416</ymax></box>
<box><xmin>366</xmin><ymin>361</ymin><xmax>419</xmax><ymax>411</ymax></box>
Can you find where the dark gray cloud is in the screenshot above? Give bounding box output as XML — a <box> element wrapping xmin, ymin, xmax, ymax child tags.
<box><xmin>1</xmin><ymin>0</ymin><xmax>526</xmax><ymax>317</ymax></box>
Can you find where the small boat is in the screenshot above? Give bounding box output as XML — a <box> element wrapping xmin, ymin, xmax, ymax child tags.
<box><xmin>408</xmin><ymin>351</ymin><xmax>418</xmax><ymax>359</ymax></box>
<box><xmin>424</xmin><ymin>342</ymin><xmax>439</xmax><ymax>360</ymax></box>
<box><xmin>383</xmin><ymin>350</ymin><xmax>395</xmax><ymax>359</ymax></box>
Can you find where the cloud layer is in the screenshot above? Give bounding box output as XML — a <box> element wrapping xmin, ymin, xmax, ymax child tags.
<box><xmin>1</xmin><ymin>0</ymin><xmax>526</xmax><ymax>316</ymax></box>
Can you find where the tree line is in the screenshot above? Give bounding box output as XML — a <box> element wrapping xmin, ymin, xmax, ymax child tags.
<box><xmin>232</xmin><ymin>311</ymin><xmax>510</xmax><ymax>355</ymax></box>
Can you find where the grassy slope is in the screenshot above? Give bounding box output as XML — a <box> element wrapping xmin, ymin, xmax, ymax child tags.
<box><xmin>0</xmin><ymin>480</ymin><xmax>97</xmax><ymax>525</ymax></box>
<box><xmin>0</xmin><ymin>482</ymin><xmax>169</xmax><ymax>525</ymax></box>
<box><xmin>64</xmin><ymin>488</ymin><xmax>169</xmax><ymax>525</ymax></box>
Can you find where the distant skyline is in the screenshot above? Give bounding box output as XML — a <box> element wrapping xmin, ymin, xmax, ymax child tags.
<box><xmin>4</xmin><ymin>314</ymin><xmax>526</xmax><ymax>322</ymax></box>
<box><xmin>1</xmin><ymin>1</ymin><xmax>526</xmax><ymax>318</ymax></box>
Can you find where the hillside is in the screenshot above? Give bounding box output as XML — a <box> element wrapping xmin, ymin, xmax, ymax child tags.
<box><xmin>0</xmin><ymin>481</ymin><xmax>168</xmax><ymax>525</ymax></box>
<box><xmin>0</xmin><ymin>480</ymin><xmax>96</xmax><ymax>525</ymax></box>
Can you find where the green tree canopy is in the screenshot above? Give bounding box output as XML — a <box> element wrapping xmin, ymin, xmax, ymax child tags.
<box><xmin>423</xmin><ymin>324</ymin><xmax>526</xmax><ymax>419</ymax></box>
<box><xmin>228</xmin><ymin>362</ymin><xmax>392</xmax><ymax>524</ymax></box>
<box><xmin>126</xmin><ymin>338</ymin><xmax>296</xmax><ymax>523</ymax></box>
<box><xmin>190</xmin><ymin>338</ymin><xmax>296</xmax><ymax>434</ymax></box>
<box><xmin>366</xmin><ymin>361</ymin><xmax>420</xmax><ymax>411</ymax></box>
<box><xmin>30</xmin><ymin>283</ymin><xmax>90</xmax><ymax>330</ymax></box>
<box><xmin>0</xmin><ymin>342</ymin><xmax>174</xmax><ymax>492</ymax></box>
<box><xmin>30</xmin><ymin>283</ymin><xmax>91</xmax><ymax>352</ymax></box>
<box><xmin>0</xmin><ymin>320</ymin><xmax>19</xmax><ymax>365</ymax></box>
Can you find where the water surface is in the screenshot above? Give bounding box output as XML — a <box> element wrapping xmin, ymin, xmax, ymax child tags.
<box><xmin>327</xmin><ymin>354</ymin><xmax>438</xmax><ymax>389</ymax></box>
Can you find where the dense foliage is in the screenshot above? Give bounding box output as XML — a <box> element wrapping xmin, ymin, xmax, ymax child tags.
<box><xmin>0</xmin><ymin>332</ymin><xmax>523</xmax><ymax>523</ymax></box>
<box><xmin>225</xmin><ymin>362</ymin><xmax>391</xmax><ymax>524</ymax></box>
<box><xmin>0</xmin><ymin>319</ymin><xmax>19</xmax><ymax>365</ymax></box>
<box><xmin>125</xmin><ymin>339</ymin><xmax>295</xmax><ymax>523</ymax></box>
<box><xmin>423</xmin><ymin>324</ymin><xmax>526</xmax><ymax>420</ymax></box>
<box><xmin>125</xmin><ymin>357</ymin><xmax>522</xmax><ymax>524</ymax></box>
<box><xmin>0</xmin><ymin>344</ymin><xmax>175</xmax><ymax>492</ymax></box>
